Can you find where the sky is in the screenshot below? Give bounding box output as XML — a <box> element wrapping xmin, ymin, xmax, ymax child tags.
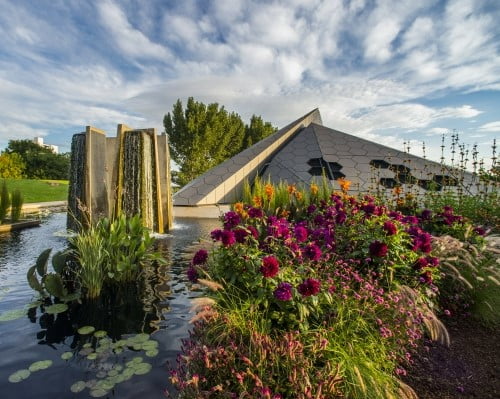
<box><xmin>0</xmin><ymin>0</ymin><xmax>499</xmax><ymax>167</ymax></box>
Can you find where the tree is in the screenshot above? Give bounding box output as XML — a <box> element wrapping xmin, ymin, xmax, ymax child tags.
<box><xmin>0</xmin><ymin>152</ymin><xmax>26</xmax><ymax>178</ymax></box>
<box><xmin>164</xmin><ymin>98</ymin><xmax>277</xmax><ymax>187</ymax></box>
<box><xmin>4</xmin><ymin>140</ymin><xmax>70</xmax><ymax>180</ymax></box>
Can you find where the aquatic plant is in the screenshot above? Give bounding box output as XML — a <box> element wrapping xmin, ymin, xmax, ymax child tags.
<box><xmin>0</xmin><ymin>180</ymin><xmax>10</xmax><ymax>222</ymax></box>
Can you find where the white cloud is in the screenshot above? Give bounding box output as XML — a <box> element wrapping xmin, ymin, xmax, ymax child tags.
<box><xmin>364</xmin><ymin>19</ymin><xmax>401</xmax><ymax>63</ymax></box>
<box><xmin>478</xmin><ymin>121</ymin><xmax>500</xmax><ymax>132</ymax></box>
<box><xmin>97</xmin><ymin>0</ymin><xmax>172</xmax><ymax>60</ymax></box>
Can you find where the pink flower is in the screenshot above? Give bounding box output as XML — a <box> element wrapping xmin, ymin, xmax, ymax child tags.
<box><xmin>223</xmin><ymin>211</ymin><xmax>241</xmax><ymax>229</ymax></box>
<box><xmin>294</xmin><ymin>225</ymin><xmax>308</xmax><ymax>242</ymax></box>
<box><xmin>221</xmin><ymin>230</ymin><xmax>236</xmax><ymax>247</ymax></box>
<box><xmin>369</xmin><ymin>240</ymin><xmax>388</xmax><ymax>257</ymax></box>
<box><xmin>383</xmin><ymin>221</ymin><xmax>397</xmax><ymax>236</ymax></box>
<box><xmin>274</xmin><ymin>282</ymin><xmax>293</xmax><ymax>301</ymax></box>
<box><xmin>304</xmin><ymin>243</ymin><xmax>322</xmax><ymax>261</ymax></box>
<box><xmin>298</xmin><ymin>278</ymin><xmax>321</xmax><ymax>297</ymax></box>
<box><xmin>260</xmin><ymin>256</ymin><xmax>279</xmax><ymax>278</ymax></box>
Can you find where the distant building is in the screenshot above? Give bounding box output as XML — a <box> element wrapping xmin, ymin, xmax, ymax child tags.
<box><xmin>33</xmin><ymin>137</ymin><xmax>58</xmax><ymax>154</ymax></box>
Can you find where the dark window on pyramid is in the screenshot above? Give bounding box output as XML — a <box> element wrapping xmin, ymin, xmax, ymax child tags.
<box><xmin>418</xmin><ymin>179</ymin><xmax>442</xmax><ymax>191</ymax></box>
<box><xmin>379</xmin><ymin>178</ymin><xmax>399</xmax><ymax>189</ymax></box>
<box><xmin>307</xmin><ymin>158</ymin><xmax>345</xmax><ymax>180</ymax></box>
<box><xmin>370</xmin><ymin>160</ymin><xmax>390</xmax><ymax>169</ymax></box>
<box><xmin>433</xmin><ymin>175</ymin><xmax>458</xmax><ymax>186</ymax></box>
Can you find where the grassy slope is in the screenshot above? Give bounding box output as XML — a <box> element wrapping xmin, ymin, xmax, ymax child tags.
<box><xmin>2</xmin><ymin>179</ymin><xmax>68</xmax><ymax>203</ymax></box>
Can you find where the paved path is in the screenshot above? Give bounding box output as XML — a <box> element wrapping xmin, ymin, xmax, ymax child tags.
<box><xmin>22</xmin><ymin>200</ymin><xmax>67</xmax><ymax>214</ymax></box>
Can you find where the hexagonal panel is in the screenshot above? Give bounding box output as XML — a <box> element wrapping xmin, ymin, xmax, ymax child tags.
<box><xmin>389</xmin><ymin>164</ymin><xmax>411</xmax><ymax>174</ymax></box>
<box><xmin>329</xmin><ymin>162</ymin><xmax>343</xmax><ymax>171</ymax></box>
<box><xmin>370</xmin><ymin>160</ymin><xmax>390</xmax><ymax>169</ymax></box>
<box><xmin>379</xmin><ymin>178</ymin><xmax>399</xmax><ymax>189</ymax></box>
<box><xmin>433</xmin><ymin>175</ymin><xmax>458</xmax><ymax>186</ymax></box>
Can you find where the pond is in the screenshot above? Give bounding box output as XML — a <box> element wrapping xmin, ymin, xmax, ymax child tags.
<box><xmin>0</xmin><ymin>213</ymin><xmax>220</xmax><ymax>398</ymax></box>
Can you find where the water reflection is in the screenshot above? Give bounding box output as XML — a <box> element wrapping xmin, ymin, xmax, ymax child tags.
<box><xmin>0</xmin><ymin>213</ymin><xmax>220</xmax><ymax>399</ymax></box>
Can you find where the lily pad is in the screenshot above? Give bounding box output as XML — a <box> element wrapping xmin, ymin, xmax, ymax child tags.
<box><xmin>8</xmin><ymin>369</ymin><xmax>30</xmax><ymax>383</ymax></box>
<box><xmin>79</xmin><ymin>348</ymin><xmax>94</xmax><ymax>356</ymax></box>
<box><xmin>90</xmin><ymin>388</ymin><xmax>108</xmax><ymax>398</ymax></box>
<box><xmin>28</xmin><ymin>360</ymin><xmax>53</xmax><ymax>372</ymax></box>
<box><xmin>61</xmin><ymin>352</ymin><xmax>73</xmax><ymax>360</ymax></box>
<box><xmin>145</xmin><ymin>349</ymin><xmax>159</xmax><ymax>357</ymax></box>
<box><xmin>78</xmin><ymin>326</ymin><xmax>95</xmax><ymax>335</ymax></box>
<box><xmin>114</xmin><ymin>347</ymin><xmax>123</xmax><ymax>354</ymax></box>
<box><xmin>113</xmin><ymin>364</ymin><xmax>124</xmax><ymax>371</ymax></box>
<box><xmin>108</xmin><ymin>369</ymin><xmax>119</xmax><ymax>377</ymax></box>
<box><xmin>26</xmin><ymin>300</ymin><xmax>43</xmax><ymax>309</ymax></box>
<box><xmin>94</xmin><ymin>330</ymin><xmax>107</xmax><ymax>338</ymax></box>
<box><xmin>45</xmin><ymin>303</ymin><xmax>68</xmax><ymax>315</ymax></box>
<box><xmin>83</xmin><ymin>343</ymin><xmax>92</xmax><ymax>349</ymax></box>
<box><xmin>133</xmin><ymin>362</ymin><xmax>152</xmax><ymax>375</ymax></box>
<box><xmin>70</xmin><ymin>381</ymin><xmax>86</xmax><ymax>393</ymax></box>
<box><xmin>96</xmin><ymin>371</ymin><xmax>107</xmax><ymax>379</ymax></box>
<box><xmin>0</xmin><ymin>308</ymin><xmax>26</xmax><ymax>322</ymax></box>
<box><xmin>87</xmin><ymin>353</ymin><xmax>98</xmax><ymax>360</ymax></box>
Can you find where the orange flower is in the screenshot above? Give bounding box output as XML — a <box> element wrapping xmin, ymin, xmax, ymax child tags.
<box><xmin>280</xmin><ymin>209</ymin><xmax>290</xmax><ymax>218</ymax></box>
<box><xmin>234</xmin><ymin>202</ymin><xmax>244</xmax><ymax>215</ymax></box>
<box><xmin>310</xmin><ymin>183</ymin><xmax>318</xmax><ymax>195</ymax></box>
<box><xmin>252</xmin><ymin>196</ymin><xmax>263</xmax><ymax>208</ymax></box>
<box><xmin>393</xmin><ymin>186</ymin><xmax>403</xmax><ymax>196</ymax></box>
<box><xmin>294</xmin><ymin>191</ymin><xmax>303</xmax><ymax>201</ymax></box>
<box><xmin>338</xmin><ymin>178</ymin><xmax>351</xmax><ymax>193</ymax></box>
<box><xmin>264</xmin><ymin>184</ymin><xmax>274</xmax><ymax>201</ymax></box>
<box><xmin>287</xmin><ymin>184</ymin><xmax>297</xmax><ymax>195</ymax></box>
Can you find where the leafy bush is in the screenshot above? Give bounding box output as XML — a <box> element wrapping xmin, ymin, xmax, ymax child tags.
<box><xmin>0</xmin><ymin>180</ymin><xmax>10</xmax><ymax>222</ymax></box>
<box><xmin>10</xmin><ymin>188</ymin><xmax>23</xmax><ymax>222</ymax></box>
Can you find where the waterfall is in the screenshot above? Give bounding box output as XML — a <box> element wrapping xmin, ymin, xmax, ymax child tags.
<box><xmin>67</xmin><ymin>134</ymin><xmax>86</xmax><ymax>231</ymax></box>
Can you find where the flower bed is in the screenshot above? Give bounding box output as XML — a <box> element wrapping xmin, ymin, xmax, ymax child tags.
<box><xmin>171</xmin><ymin>185</ymin><xmax>490</xmax><ymax>398</ymax></box>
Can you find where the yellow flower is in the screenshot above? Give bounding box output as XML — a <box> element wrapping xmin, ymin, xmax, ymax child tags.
<box><xmin>310</xmin><ymin>183</ymin><xmax>318</xmax><ymax>195</ymax></box>
<box><xmin>294</xmin><ymin>191</ymin><xmax>303</xmax><ymax>201</ymax></box>
<box><xmin>234</xmin><ymin>202</ymin><xmax>244</xmax><ymax>215</ymax></box>
<box><xmin>393</xmin><ymin>186</ymin><xmax>403</xmax><ymax>196</ymax></box>
<box><xmin>280</xmin><ymin>209</ymin><xmax>290</xmax><ymax>218</ymax></box>
<box><xmin>287</xmin><ymin>184</ymin><xmax>297</xmax><ymax>195</ymax></box>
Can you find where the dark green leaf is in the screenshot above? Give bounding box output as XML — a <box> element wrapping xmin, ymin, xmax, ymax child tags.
<box><xmin>36</xmin><ymin>248</ymin><xmax>52</xmax><ymax>277</ymax></box>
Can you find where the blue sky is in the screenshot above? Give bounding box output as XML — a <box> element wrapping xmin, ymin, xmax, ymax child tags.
<box><xmin>0</xmin><ymin>0</ymin><xmax>499</xmax><ymax>166</ymax></box>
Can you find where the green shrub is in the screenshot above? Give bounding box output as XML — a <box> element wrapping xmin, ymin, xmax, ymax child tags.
<box><xmin>0</xmin><ymin>181</ymin><xmax>10</xmax><ymax>222</ymax></box>
<box><xmin>10</xmin><ymin>189</ymin><xmax>23</xmax><ymax>222</ymax></box>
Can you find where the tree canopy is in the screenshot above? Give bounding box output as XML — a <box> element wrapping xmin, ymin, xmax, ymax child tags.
<box><xmin>0</xmin><ymin>152</ymin><xmax>26</xmax><ymax>179</ymax></box>
<box><xmin>4</xmin><ymin>140</ymin><xmax>70</xmax><ymax>180</ymax></box>
<box><xmin>164</xmin><ymin>97</ymin><xmax>276</xmax><ymax>187</ymax></box>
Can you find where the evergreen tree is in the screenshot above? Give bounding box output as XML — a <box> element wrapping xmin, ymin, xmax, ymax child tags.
<box><xmin>164</xmin><ymin>98</ymin><xmax>276</xmax><ymax>187</ymax></box>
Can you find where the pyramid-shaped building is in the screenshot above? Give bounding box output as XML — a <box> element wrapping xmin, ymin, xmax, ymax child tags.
<box><xmin>174</xmin><ymin>109</ymin><xmax>475</xmax><ymax>209</ymax></box>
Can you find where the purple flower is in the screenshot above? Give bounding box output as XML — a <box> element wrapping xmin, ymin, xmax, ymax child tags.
<box><xmin>187</xmin><ymin>266</ymin><xmax>198</xmax><ymax>282</ymax></box>
<box><xmin>369</xmin><ymin>240</ymin><xmax>388</xmax><ymax>257</ymax></box>
<box><xmin>294</xmin><ymin>225</ymin><xmax>308</xmax><ymax>242</ymax></box>
<box><xmin>414</xmin><ymin>257</ymin><xmax>428</xmax><ymax>270</ymax></box>
<box><xmin>274</xmin><ymin>282</ymin><xmax>293</xmax><ymax>301</ymax></box>
<box><xmin>260</xmin><ymin>255</ymin><xmax>279</xmax><ymax>278</ymax></box>
<box><xmin>307</xmin><ymin>204</ymin><xmax>317</xmax><ymax>214</ymax></box>
<box><xmin>335</xmin><ymin>211</ymin><xmax>347</xmax><ymax>225</ymax></box>
<box><xmin>298</xmin><ymin>278</ymin><xmax>321</xmax><ymax>297</ymax></box>
<box><xmin>383</xmin><ymin>220</ymin><xmax>397</xmax><ymax>236</ymax></box>
<box><xmin>420</xmin><ymin>209</ymin><xmax>432</xmax><ymax>220</ymax></box>
<box><xmin>304</xmin><ymin>243</ymin><xmax>322</xmax><ymax>261</ymax></box>
<box><xmin>474</xmin><ymin>226</ymin><xmax>486</xmax><ymax>236</ymax></box>
<box><xmin>402</xmin><ymin>215</ymin><xmax>419</xmax><ymax>225</ymax></box>
<box><xmin>248</xmin><ymin>207</ymin><xmax>263</xmax><ymax>218</ymax></box>
<box><xmin>233</xmin><ymin>228</ymin><xmax>249</xmax><ymax>243</ymax></box>
<box><xmin>419</xmin><ymin>271</ymin><xmax>433</xmax><ymax>284</ymax></box>
<box><xmin>388</xmin><ymin>211</ymin><xmax>403</xmax><ymax>221</ymax></box>
<box><xmin>221</xmin><ymin>230</ymin><xmax>236</xmax><ymax>247</ymax></box>
<box><xmin>223</xmin><ymin>211</ymin><xmax>241</xmax><ymax>229</ymax></box>
<box><xmin>362</xmin><ymin>203</ymin><xmax>376</xmax><ymax>216</ymax></box>
<box><xmin>210</xmin><ymin>229</ymin><xmax>223</xmax><ymax>241</ymax></box>
<box><xmin>247</xmin><ymin>225</ymin><xmax>259</xmax><ymax>239</ymax></box>
<box><xmin>192</xmin><ymin>249</ymin><xmax>208</xmax><ymax>265</ymax></box>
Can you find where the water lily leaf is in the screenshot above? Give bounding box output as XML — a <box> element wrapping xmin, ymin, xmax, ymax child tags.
<box><xmin>61</xmin><ymin>352</ymin><xmax>73</xmax><ymax>360</ymax></box>
<box><xmin>83</xmin><ymin>343</ymin><xmax>92</xmax><ymax>348</ymax></box>
<box><xmin>43</xmin><ymin>273</ymin><xmax>67</xmax><ymax>298</ymax></box>
<box><xmin>70</xmin><ymin>381</ymin><xmax>86</xmax><ymax>393</ymax></box>
<box><xmin>0</xmin><ymin>308</ymin><xmax>26</xmax><ymax>322</ymax></box>
<box><xmin>132</xmin><ymin>343</ymin><xmax>142</xmax><ymax>350</ymax></box>
<box><xmin>27</xmin><ymin>266</ymin><xmax>44</xmax><ymax>294</ymax></box>
<box><xmin>145</xmin><ymin>349</ymin><xmax>159</xmax><ymax>357</ymax></box>
<box><xmin>132</xmin><ymin>333</ymin><xmax>150</xmax><ymax>343</ymax></box>
<box><xmin>94</xmin><ymin>330</ymin><xmax>107</xmax><ymax>338</ymax></box>
<box><xmin>96</xmin><ymin>371</ymin><xmax>107</xmax><ymax>379</ymax></box>
<box><xmin>132</xmin><ymin>356</ymin><xmax>143</xmax><ymax>363</ymax></box>
<box><xmin>28</xmin><ymin>360</ymin><xmax>53</xmax><ymax>372</ymax></box>
<box><xmin>113</xmin><ymin>364</ymin><xmax>123</xmax><ymax>371</ymax></box>
<box><xmin>86</xmin><ymin>379</ymin><xmax>97</xmax><ymax>388</ymax></box>
<box><xmin>97</xmin><ymin>379</ymin><xmax>114</xmax><ymax>390</ymax></box>
<box><xmin>107</xmin><ymin>369</ymin><xmax>119</xmax><ymax>377</ymax></box>
<box><xmin>90</xmin><ymin>388</ymin><xmax>108</xmax><ymax>398</ymax></box>
<box><xmin>36</xmin><ymin>249</ymin><xmax>51</xmax><ymax>277</ymax></box>
<box><xmin>133</xmin><ymin>362</ymin><xmax>152</xmax><ymax>375</ymax></box>
<box><xmin>51</xmin><ymin>250</ymin><xmax>68</xmax><ymax>274</ymax></box>
<box><xmin>87</xmin><ymin>353</ymin><xmax>98</xmax><ymax>360</ymax></box>
<box><xmin>79</xmin><ymin>348</ymin><xmax>93</xmax><ymax>356</ymax></box>
<box><xmin>8</xmin><ymin>369</ymin><xmax>31</xmax><ymax>383</ymax></box>
<box><xmin>114</xmin><ymin>347</ymin><xmax>123</xmax><ymax>354</ymax></box>
<box><xmin>45</xmin><ymin>303</ymin><xmax>68</xmax><ymax>315</ymax></box>
<box><xmin>60</xmin><ymin>292</ymin><xmax>80</xmax><ymax>302</ymax></box>
<box><xmin>26</xmin><ymin>300</ymin><xmax>42</xmax><ymax>309</ymax></box>
<box><xmin>78</xmin><ymin>326</ymin><xmax>95</xmax><ymax>335</ymax></box>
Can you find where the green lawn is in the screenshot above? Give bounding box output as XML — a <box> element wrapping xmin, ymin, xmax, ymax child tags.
<box><xmin>2</xmin><ymin>179</ymin><xmax>69</xmax><ymax>203</ymax></box>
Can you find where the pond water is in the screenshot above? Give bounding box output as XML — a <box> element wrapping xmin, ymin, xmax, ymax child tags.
<box><xmin>0</xmin><ymin>213</ymin><xmax>220</xmax><ymax>398</ymax></box>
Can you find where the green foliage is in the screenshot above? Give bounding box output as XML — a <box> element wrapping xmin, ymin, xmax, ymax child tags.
<box><xmin>10</xmin><ymin>188</ymin><xmax>23</xmax><ymax>221</ymax></box>
<box><xmin>164</xmin><ymin>98</ymin><xmax>276</xmax><ymax>187</ymax></box>
<box><xmin>0</xmin><ymin>152</ymin><xmax>25</xmax><ymax>178</ymax></box>
<box><xmin>0</xmin><ymin>181</ymin><xmax>10</xmax><ymax>222</ymax></box>
<box><xmin>5</xmin><ymin>139</ymin><xmax>70</xmax><ymax>180</ymax></box>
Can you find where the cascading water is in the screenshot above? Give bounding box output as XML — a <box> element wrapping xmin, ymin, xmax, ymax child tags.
<box><xmin>67</xmin><ymin>133</ymin><xmax>86</xmax><ymax>231</ymax></box>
